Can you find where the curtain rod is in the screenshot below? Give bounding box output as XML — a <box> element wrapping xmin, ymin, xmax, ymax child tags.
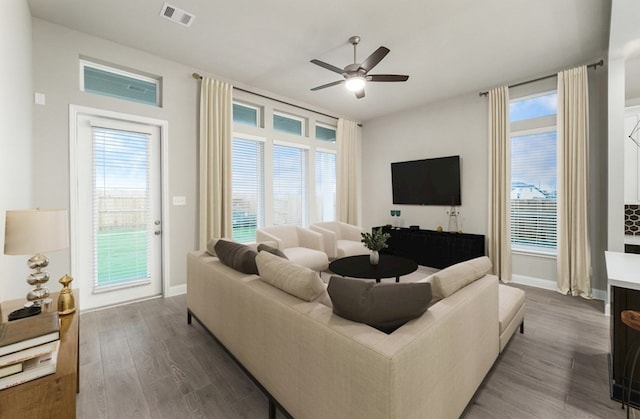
<box><xmin>192</xmin><ymin>72</ymin><xmax>362</xmax><ymax>126</ymax></box>
<box><xmin>478</xmin><ymin>59</ymin><xmax>604</xmax><ymax>97</ymax></box>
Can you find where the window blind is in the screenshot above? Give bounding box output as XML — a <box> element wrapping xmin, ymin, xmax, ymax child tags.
<box><xmin>92</xmin><ymin>127</ymin><xmax>151</xmax><ymax>288</ymax></box>
<box><xmin>510</xmin><ymin>130</ymin><xmax>557</xmax><ymax>251</ymax></box>
<box><xmin>315</xmin><ymin>151</ymin><xmax>336</xmax><ymax>222</ymax></box>
<box><xmin>231</xmin><ymin>137</ymin><xmax>264</xmax><ymax>242</ymax></box>
<box><xmin>273</xmin><ymin>144</ymin><xmax>307</xmax><ymax>226</ymax></box>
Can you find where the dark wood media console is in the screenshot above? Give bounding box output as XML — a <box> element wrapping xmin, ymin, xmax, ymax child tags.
<box><xmin>376</xmin><ymin>226</ymin><xmax>486</xmax><ymax>269</ymax></box>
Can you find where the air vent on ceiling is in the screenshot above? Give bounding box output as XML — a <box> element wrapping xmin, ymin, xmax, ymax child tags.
<box><xmin>160</xmin><ymin>2</ymin><xmax>195</xmax><ymax>27</ymax></box>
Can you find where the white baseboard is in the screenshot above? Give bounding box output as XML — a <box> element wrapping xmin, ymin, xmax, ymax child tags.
<box><xmin>167</xmin><ymin>283</ymin><xmax>186</xmax><ymax>297</ymax></box>
<box><xmin>511</xmin><ymin>274</ymin><xmax>607</xmax><ymax>302</ymax></box>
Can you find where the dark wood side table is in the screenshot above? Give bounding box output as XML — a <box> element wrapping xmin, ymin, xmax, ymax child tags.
<box><xmin>0</xmin><ymin>290</ymin><xmax>79</xmax><ymax>419</ymax></box>
<box><xmin>329</xmin><ymin>254</ymin><xmax>418</xmax><ymax>282</ymax></box>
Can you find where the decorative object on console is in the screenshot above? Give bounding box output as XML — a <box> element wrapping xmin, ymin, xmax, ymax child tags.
<box><xmin>447</xmin><ymin>206</ymin><xmax>460</xmax><ymax>232</ymax></box>
<box><xmin>390</xmin><ymin>209</ymin><xmax>402</xmax><ymax>228</ymax></box>
<box><xmin>361</xmin><ymin>227</ymin><xmax>390</xmax><ymax>265</ymax></box>
<box><xmin>57</xmin><ymin>274</ymin><xmax>75</xmax><ymax>315</ymax></box>
<box><xmin>4</xmin><ymin>209</ymin><xmax>69</xmax><ymax>318</ymax></box>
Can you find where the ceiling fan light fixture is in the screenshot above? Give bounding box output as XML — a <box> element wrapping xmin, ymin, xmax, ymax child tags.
<box><xmin>345</xmin><ymin>76</ymin><xmax>366</xmax><ymax>92</ymax></box>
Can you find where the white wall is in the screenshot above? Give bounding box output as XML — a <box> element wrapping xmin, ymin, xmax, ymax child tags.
<box><xmin>30</xmin><ymin>18</ymin><xmax>201</xmax><ymax>297</ymax></box>
<box><xmin>0</xmin><ymin>0</ymin><xmax>33</xmax><ymax>302</ymax></box>
<box><xmin>361</xmin><ymin>93</ymin><xmax>488</xmax><ymax>235</ymax></box>
<box><xmin>361</xmin><ymin>72</ymin><xmax>609</xmax><ymax>295</ymax></box>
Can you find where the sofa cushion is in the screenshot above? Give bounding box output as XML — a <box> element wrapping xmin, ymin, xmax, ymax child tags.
<box><xmin>214</xmin><ymin>239</ymin><xmax>259</xmax><ymax>274</ymax></box>
<box><xmin>282</xmin><ymin>247</ymin><xmax>329</xmax><ymax>271</ymax></box>
<box><xmin>257</xmin><ymin>243</ymin><xmax>288</xmax><ymax>259</ymax></box>
<box><xmin>255</xmin><ymin>250</ymin><xmax>326</xmax><ymax>302</ymax></box>
<box><xmin>430</xmin><ymin>256</ymin><xmax>492</xmax><ymax>300</ymax></box>
<box><xmin>327</xmin><ymin>276</ymin><xmax>431</xmax><ymax>334</ymax></box>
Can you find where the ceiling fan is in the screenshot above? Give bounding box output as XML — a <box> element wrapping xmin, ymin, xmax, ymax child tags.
<box><xmin>310</xmin><ymin>36</ymin><xmax>409</xmax><ymax>99</ymax></box>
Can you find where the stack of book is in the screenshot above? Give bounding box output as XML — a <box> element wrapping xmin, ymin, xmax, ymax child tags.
<box><xmin>0</xmin><ymin>312</ymin><xmax>60</xmax><ymax>390</ymax></box>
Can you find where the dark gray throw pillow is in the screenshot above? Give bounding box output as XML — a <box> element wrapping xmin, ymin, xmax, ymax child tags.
<box><xmin>214</xmin><ymin>239</ymin><xmax>259</xmax><ymax>274</ymax></box>
<box><xmin>327</xmin><ymin>276</ymin><xmax>431</xmax><ymax>334</ymax></box>
<box><xmin>257</xmin><ymin>243</ymin><xmax>288</xmax><ymax>259</ymax></box>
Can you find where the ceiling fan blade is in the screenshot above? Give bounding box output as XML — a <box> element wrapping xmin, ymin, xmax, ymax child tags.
<box><xmin>311</xmin><ymin>79</ymin><xmax>345</xmax><ymax>91</ymax></box>
<box><xmin>360</xmin><ymin>46</ymin><xmax>390</xmax><ymax>72</ymax></box>
<box><xmin>355</xmin><ymin>88</ymin><xmax>365</xmax><ymax>99</ymax></box>
<box><xmin>310</xmin><ymin>59</ymin><xmax>344</xmax><ymax>75</ymax></box>
<box><xmin>367</xmin><ymin>74</ymin><xmax>410</xmax><ymax>82</ymax></box>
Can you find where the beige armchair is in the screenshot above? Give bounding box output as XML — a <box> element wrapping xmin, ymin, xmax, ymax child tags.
<box><xmin>256</xmin><ymin>225</ymin><xmax>329</xmax><ymax>271</ymax></box>
<box><xmin>309</xmin><ymin>221</ymin><xmax>369</xmax><ymax>260</ymax></box>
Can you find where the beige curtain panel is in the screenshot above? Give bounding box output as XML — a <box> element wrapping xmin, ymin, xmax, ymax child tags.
<box><xmin>488</xmin><ymin>86</ymin><xmax>512</xmax><ymax>283</ymax></box>
<box><xmin>198</xmin><ymin>77</ymin><xmax>233</xmax><ymax>248</ymax></box>
<box><xmin>337</xmin><ymin>118</ymin><xmax>360</xmax><ymax>225</ymax></box>
<box><xmin>556</xmin><ymin>66</ymin><xmax>591</xmax><ymax>298</ymax></box>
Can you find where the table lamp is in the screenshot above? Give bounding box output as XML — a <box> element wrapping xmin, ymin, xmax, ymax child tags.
<box><xmin>4</xmin><ymin>209</ymin><xmax>69</xmax><ymax>319</ymax></box>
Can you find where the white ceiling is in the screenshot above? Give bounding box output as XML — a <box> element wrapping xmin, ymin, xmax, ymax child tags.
<box><xmin>26</xmin><ymin>0</ymin><xmax>611</xmax><ymax>122</ymax></box>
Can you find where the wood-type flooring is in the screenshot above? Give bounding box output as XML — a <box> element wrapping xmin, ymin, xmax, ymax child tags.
<box><xmin>77</xmin><ymin>284</ymin><xmax>630</xmax><ymax>418</ymax></box>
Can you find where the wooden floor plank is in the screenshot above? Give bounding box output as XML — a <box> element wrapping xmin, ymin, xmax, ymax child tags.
<box><xmin>78</xmin><ymin>284</ymin><xmax>629</xmax><ymax>418</ymax></box>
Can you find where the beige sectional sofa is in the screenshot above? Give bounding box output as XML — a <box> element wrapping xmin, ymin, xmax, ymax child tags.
<box><xmin>187</xmin><ymin>250</ymin><xmax>511</xmax><ymax>419</ymax></box>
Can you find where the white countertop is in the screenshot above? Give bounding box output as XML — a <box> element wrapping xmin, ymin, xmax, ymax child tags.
<box><xmin>606</xmin><ymin>251</ymin><xmax>640</xmax><ymax>291</ymax></box>
<box><xmin>625</xmin><ymin>235</ymin><xmax>640</xmax><ymax>245</ymax></box>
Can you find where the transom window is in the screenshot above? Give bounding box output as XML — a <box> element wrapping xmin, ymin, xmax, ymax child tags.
<box><xmin>510</xmin><ymin>91</ymin><xmax>557</xmax><ymax>254</ymax></box>
<box><xmin>273</xmin><ymin>111</ymin><xmax>304</xmax><ymax>136</ymax></box>
<box><xmin>233</xmin><ymin>103</ymin><xmax>260</xmax><ymax>127</ymax></box>
<box><xmin>80</xmin><ymin>59</ymin><xmax>161</xmax><ymax>107</ymax></box>
<box><xmin>316</xmin><ymin>123</ymin><xmax>336</xmax><ymax>143</ymax></box>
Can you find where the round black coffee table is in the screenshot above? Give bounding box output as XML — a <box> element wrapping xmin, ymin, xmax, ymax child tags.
<box><xmin>329</xmin><ymin>254</ymin><xmax>418</xmax><ymax>283</ymax></box>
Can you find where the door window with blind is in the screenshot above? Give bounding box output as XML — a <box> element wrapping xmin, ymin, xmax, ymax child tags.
<box><xmin>72</xmin><ymin>109</ymin><xmax>163</xmax><ymax>311</ymax></box>
<box><xmin>93</xmin><ymin>127</ymin><xmax>151</xmax><ymax>288</ymax></box>
<box><xmin>510</xmin><ymin>92</ymin><xmax>558</xmax><ymax>254</ymax></box>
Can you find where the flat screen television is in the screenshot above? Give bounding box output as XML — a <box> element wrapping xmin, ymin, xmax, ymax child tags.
<box><xmin>391</xmin><ymin>155</ymin><xmax>461</xmax><ymax>205</ymax></box>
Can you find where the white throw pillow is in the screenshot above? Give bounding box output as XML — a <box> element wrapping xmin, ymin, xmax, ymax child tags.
<box><xmin>255</xmin><ymin>250</ymin><xmax>325</xmax><ymax>302</ymax></box>
<box><xmin>430</xmin><ymin>256</ymin><xmax>492</xmax><ymax>300</ymax></box>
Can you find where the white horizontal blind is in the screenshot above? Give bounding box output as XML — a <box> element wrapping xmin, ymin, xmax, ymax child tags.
<box><xmin>273</xmin><ymin>144</ymin><xmax>307</xmax><ymax>226</ymax></box>
<box><xmin>510</xmin><ymin>130</ymin><xmax>557</xmax><ymax>251</ymax></box>
<box><xmin>92</xmin><ymin>127</ymin><xmax>151</xmax><ymax>288</ymax></box>
<box><xmin>231</xmin><ymin>137</ymin><xmax>264</xmax><ymax>243</ymax></box>
<box><xmin>315</xmin><ymin>150</ymin><xmax>336</xmax><ymax>222</ymax></box>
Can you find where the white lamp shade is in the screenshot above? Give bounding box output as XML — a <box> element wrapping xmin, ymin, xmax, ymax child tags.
<box><xmin>4</xmin><ymin>209</ymin><xmax>69</xmax><ymax>255</ymax></box>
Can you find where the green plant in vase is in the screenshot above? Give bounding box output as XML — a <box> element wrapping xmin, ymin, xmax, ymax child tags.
<box><xmin>361</xmin><ymin>228</ymin><xmax>391</xmax><ymax>265</ymax></box>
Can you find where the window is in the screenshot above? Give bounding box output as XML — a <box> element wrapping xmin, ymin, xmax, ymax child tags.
<box><xmin>510</xmin><ymin>92</ymin><xmax>557</xmax><ymax>253</ymax></box>
<box><xmin>231</xmin><ymin>137</ymin><xmax>264</xmax><ymax>242</ymax></box>
<box><xmin>233</xmin><ymin>103</ymin><xmax>259</xmax><ymax>127</ymax></box>
<box><xmin>231</xmin><ymin>98</ymin><xmax>337</xmax><ymax>242</ymax></box>
<box><xmin>315</xmin><ymin>150</ymin><xmax>336</xmax><ymax>221</ymax></box>
<box><xmin>272</xmin><ymin>144</ymin><xmax>308</xmax><ymax>226</ymax></box>
<box><xmin>274</xmin><ymin>112</ymin><xmax>304</xmax><ymax>136</ymax></box>
<box><xmin>80</xmin><ymin>60</ymin><xmax>161</xmax><ymax>107</ymax></box>
<box><xmin>316</xmin><ymin>124</ymin><xmax>336</xmax><ymax>142</ymax></box>
<box><xmin>93</xmin><ymin>127</ymin><xmax>151</xmax><ymax>288</ymax></box>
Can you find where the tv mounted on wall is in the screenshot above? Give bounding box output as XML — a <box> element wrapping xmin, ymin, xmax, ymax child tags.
<box><xmin>391</xmin><ymin>155</ymin><xmax>461</xmax><ymax>206</ymax></box>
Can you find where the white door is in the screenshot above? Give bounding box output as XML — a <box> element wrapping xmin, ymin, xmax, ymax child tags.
<box><xmin>73</xmin><ymin>112</ymin><xmax>163</xmax><ymax>310</ymax></box>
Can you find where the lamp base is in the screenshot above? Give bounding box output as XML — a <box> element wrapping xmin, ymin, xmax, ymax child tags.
<box><xmin>8</xmin><ymin>306</ymin><xmax>42</xmax><ymax>321</ymax></box>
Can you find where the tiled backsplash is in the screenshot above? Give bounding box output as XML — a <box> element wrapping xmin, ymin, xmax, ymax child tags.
<box><xmin>625</xmin><ymin>205</ymin><xmax>640</xmax><ymax>235</ymax></box>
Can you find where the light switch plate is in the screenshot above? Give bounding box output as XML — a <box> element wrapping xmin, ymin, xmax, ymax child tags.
<box><xmin>34</xmin><ymin>92</ymin><xmax>46</xmax><ymax>105</ymax></box>
<box><xmin>172</xmin><ymin>196</ymin><xmax>186</xmax><ymax>206</ymax></box>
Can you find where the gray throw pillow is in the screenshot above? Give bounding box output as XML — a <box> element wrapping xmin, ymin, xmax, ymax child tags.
<box><xmin>257</xmin><ymin>243</ymin><xmax>288</xmax><ymax>259</ymax></box>
<box><xmin>214</xmin><ymin>239</ymin><xmax>259</xmax><ymax>274</ymax></box>
<box><xmin>327</xmin><ymin>276</ymin><xmax>431</xmax><ymax>334</ymax></box>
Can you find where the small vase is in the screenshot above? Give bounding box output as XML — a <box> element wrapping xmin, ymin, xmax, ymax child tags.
<box><xmin>370</xmin><ymin>250</ymin><xmax>379</xmax><ymax>265</ymax></box>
